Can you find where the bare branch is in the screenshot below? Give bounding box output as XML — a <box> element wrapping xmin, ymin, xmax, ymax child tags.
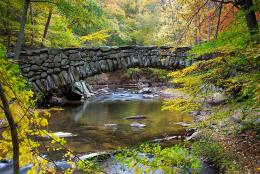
<box><xmin>31</xmin><ymin>0</ymin><xmax>57</xmax><ymax>5</ymax></box>
<box><xmin>211</xmin><ymin>0</ymin><xmax>233</xmax><ymax>4</ymax></box>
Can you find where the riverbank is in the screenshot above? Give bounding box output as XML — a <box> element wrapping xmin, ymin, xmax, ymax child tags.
<box><xmin>191</xmin><ymin>111</ymin><xmax>260</xmax><ymax>173</ymax></box>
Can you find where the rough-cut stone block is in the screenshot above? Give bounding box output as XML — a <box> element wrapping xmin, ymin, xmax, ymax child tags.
<box><xmin>54</xmin><ymin>68</ymin><xmax>61</xmax><ymax>73</ymax></box>
<box><xmin>71</xmin><ymin>67</ymin><xmax>80</xmax><ymax>81</ymax></box>
<box><xmin>107</xmin><ymin>59</ymin><xmax>113</xmax><ymax>71</ymax></box>
<box><xmin>34</xmin><ymin>56</ymin><xmax>45</xmax><ymax>65</ymax></box>
<box><xmin>69</xmin><ymin>52</ymin><xmax>81</xmax><ymax>61</ymax></box>
<box><xmin>48</xmin><ymin>63</ymin><xmax>55</xmax><ymax>68</ymax></box>
<box><xmin>99</xmin><ymin>60</ymin><xmax>109</xmax><ymax>72</ymax></box>
<box><xmin>126</xmin><ymin>57</ymin><xmax>132</xmax><ymax>67</ymax></box>
<box><xmin>61</xmin><ymin>59</ymin><xmax>69</xmax><ymax>66</ymax></box>
<box><xmin>68</xmin><ymin>69</ymin><xmax>75</xmax><ymax>83</ymax></box>
<box><xmin>120</xmin><ymin>58</ymin><xmax>128</xmax><ymax>69</ymax></box>
<box><xmin>61</xmin><ymin>71</ymin><xmax>71</xmax><ymax>84</ymax></box>
<box><xmin>179</xmin><ymin>58</ymin><xmax>185</xmax><ymax>68</ymax></box>
<box><xmin>80</xmin><ymin>52</ymin><xmax>87</xmax><ymax>58</ymax></box>
<box><xmin>78</xmin><ymin>65</ymin><xmax>86</xmax><ymax>78</ymax></box>
<box><xmin>41</xmin><ymin>72</ymin><xmax>47</xmax><ymax>78</ymax></box>
<box><xmin>48</xmin><ymin>48</ymin><xmax>61</xmax><ymax>55</ymax></box>
<box><xmin>47</xmin><ymin>75</ymin><xmax>57</xmax><ymax>90</ymax></box>
<box><xmin>89</xmin><ymin>62</ymin><xmax>97</xmax><ymax>74</ymax></box>
<box><xmin>61</xmin><ymin>65</ymin><xmax>70</xmax><ymax>70</ymax></box>
<box><xmin>58</xmin><ymin>72</ymin><xmax>67</xmax><ymax>86</ymax></box>
<box><xmin>84</xmin><ymin>64</ymin><xmax>92</xmax><ymax>76</ymax></box>
<box><xmin>95</xmin><ymin>61</ymin><xmax>101</xmax><ymax>73</ymax></box>
<box><xmin>22</xmin><ymin>67</ymin><xmax>30</xmax><ymax>73</ymax></box>
<box><xmin>35</xmin><ymin>80</ymin><xmax>46</xmax><ymax>93</ymax></box>
<box><xmin>165</xmin><ymin>56</ymin><xmax>170</xmax><ymax>66</ymax></box>
<box><xmin>112</xmin><ymin>59</ymin><xmax>118</xmax><ymax>70</ymax></box>
<box><xmin>70</xmin><ymin>60</ymin><xmax>84</xmax><ymax>66</ymax></box>
<box><xmin>47</xmin><ymin>69</ymin><xmax>54</xmax><ymax>74</ymax></box>
<box><xmin>29</xmin><ymin>75</ymin><xmax>40</xmax><ymax>82</ymax></box>
<box><xmin>54</xmin><ymin>62</ymin><xmax>61</xmax><ymax>68</ymax></box>
<box><xmin>54</xmin><ymin>54</ymin><xmax>62</xmax><ymax>63</ymax></box>
<box><xmin>41</xmin><ymin>79</ymin><xmax>49</xmax><ymax>92</ymax></box>
<box><xmin>100</xmin><ymin>46</ymin><xmax>111</xmax><ymax>52</ymax></box>
<box><xmin>185</xmin><ymin>60</ymin><xmax>191</xmax><ymax>67</ymax></box>
<box><xmin>32</xmin><ymin>82</ymin><xmax>43</xmax><ymax>94</ymax></box>
<box><xmin>28</xmin><ymin>71</ymin><xmax>34</xmax><ymax>78</ymax></box>
<box><xmin>40</xmin><ymin>53</ymin><xmax>48</xmax><ymax>60</ymax></box>
<box><xmin>31</xmin><ymin>65</ymin><xmax>40</xmax><ymax>71</ymax></box>
<box><xmin>52</xmin><ymin>74</ymin><xmax>62</xmax><ymax>88</ymax></box>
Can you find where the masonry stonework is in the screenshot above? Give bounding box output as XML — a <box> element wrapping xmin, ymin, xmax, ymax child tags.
<box><xmin>17</xmin><ymin>46</ymin><xmax>216</xmax><ymax>95</ymax></box>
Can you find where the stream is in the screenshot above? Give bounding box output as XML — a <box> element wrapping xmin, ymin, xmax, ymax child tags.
<box><xmin>0</xmin><ymin>88</ymin><xmax>218</xmax><ymax>174</ymax></box>
<box><xmin>48</xmin><ymin>88</ymin><xmax>191</xmax><ymax>153</ymax></box>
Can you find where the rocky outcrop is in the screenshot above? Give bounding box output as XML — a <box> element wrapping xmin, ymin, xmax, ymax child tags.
<box><xmin>13</xmin><ymin>46</ymin><xmax>215</xmax><ymax>96</ymax></box>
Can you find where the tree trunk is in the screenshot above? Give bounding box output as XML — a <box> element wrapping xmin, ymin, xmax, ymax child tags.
<box><xmin>29</xmin><ymin>3</ymin><xmax>34</xmax><ymax>48</ymax></box>
<box><xmin>207</xmin><ymin>3</ymin><xmax>212</xmax><ymax>41</ymax></box>
<box><xmin>14</xmin><ymin>0</ymin><xmax>30</xmax><ymax>60</ymax></box>
<box><xmin>0</xmin><ymin>84</ymin><xmax>19</xmax><ymax>174</ymax></box>
<box><xmin>136</xmin><ymin>0</ymin><xmax>141</xmax><ymax>14</ymax></box>
<box><xmin>215</xmin><ymin>0</ymin><xmax>223</xmax><ymax>39</ymax></box>
<box><xmin>243</xmin><ymin>0</ymin><xmax>258</xmax><ymax>36</ymax></box>
<box><xmin>41</xmin><ymin>9</ymin><xmax>52</xmax><ymax>47</ymax></box>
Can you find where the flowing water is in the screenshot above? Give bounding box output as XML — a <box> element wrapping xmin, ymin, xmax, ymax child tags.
<box><xmin>0</xmin><ymin>88</ymin><xmax>218</xmax><ymax>173</ymax></box>
<box><xmin>48</xmin><ymin>89</ymin><xmax>192</xmax><ymax>153</ymax></box>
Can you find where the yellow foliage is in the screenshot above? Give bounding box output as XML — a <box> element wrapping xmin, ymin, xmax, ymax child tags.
<box><xmin>163</xmin><ymin>98</ymin><xmax>200</xmax><ymax>113</ymax></box>
<box><xmin>0</xmin><ymin>51</ymin><xmax>77</xmax><ymax>172</ymax></box>
<box><xmin>80</xmin><ymin>30</ymin><xmax>109</xmax><ymax>44</ymax></box>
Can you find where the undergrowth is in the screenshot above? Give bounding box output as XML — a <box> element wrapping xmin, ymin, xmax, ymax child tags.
<box><xmin>192</xmin><ymin>138</ymin><xmax>240</xmax><ymax>173</ymax></box>
<box><xmin>115</xmin><ymin>143</ymin><xmax>202</xmax><ymax>174</ymax></box>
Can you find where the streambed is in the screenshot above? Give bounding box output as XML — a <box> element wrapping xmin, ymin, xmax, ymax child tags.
<box><xmin>0</xmin><ymin>88</ymin><xmax>218</xmax><ymax>174</ymax></box>
<box><xmin>48</xmin><ymin>89</ymin><xmax>192</xmax><ymax>153</ymax></box>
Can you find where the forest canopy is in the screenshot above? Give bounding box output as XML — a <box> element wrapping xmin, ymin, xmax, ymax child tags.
<box><xmin>1</xmin><ymin>0</ymin><xmax>259</xmax><ymax>52</ymax></box>
<box><xmin>0</xmin><ymin>0</ymin><xmax>259</xmax><ymax>173</ymax></box>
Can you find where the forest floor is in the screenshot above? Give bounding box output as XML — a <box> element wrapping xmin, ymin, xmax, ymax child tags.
<box><xmin>194</xmin><ymin>111</ymin><xmax>260</xmax><ymax>174</ymax></box>
<box><xmin>213</xmin><ymin>130</ymin><xmax>260</xmax><ymax>173</ymax></box>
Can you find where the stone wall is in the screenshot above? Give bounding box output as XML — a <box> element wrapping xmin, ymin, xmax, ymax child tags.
<box><xmin>16</xmin><ymin>46</ymin><xmax>213</xmax><ymax>95</ymax></box>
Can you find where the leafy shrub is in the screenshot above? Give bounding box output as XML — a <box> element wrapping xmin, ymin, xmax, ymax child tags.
<box><xmin>116</xmin><ymin>143</ymin><xmax>202</xmax><ymax>174</ymax></box>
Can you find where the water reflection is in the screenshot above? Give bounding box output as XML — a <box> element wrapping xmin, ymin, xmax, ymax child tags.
<box><xmin>48</xmin><ymin>90</ymin><xmax>193</xmax><ymax>153</ymax></box>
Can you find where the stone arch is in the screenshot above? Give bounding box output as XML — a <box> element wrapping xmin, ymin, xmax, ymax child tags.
<box><xmin>17</xmin><ymin>46</ymin><xmax>215</xmax><ymax>96</ymax></box>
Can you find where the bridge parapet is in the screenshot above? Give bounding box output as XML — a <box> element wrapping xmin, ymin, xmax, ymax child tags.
<box><xmin>17</xmin><ymin>46</ymin><xmax>201</xmax><ymax>94</ymax></box>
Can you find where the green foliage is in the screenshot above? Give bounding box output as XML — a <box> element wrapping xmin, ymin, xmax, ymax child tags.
<box><xmin>115</xmin><ymin>143</ymin><xmax>202</xmax><ymax>174</ymax></box>
<box><xmin>125</xmin><ymin>68</ymin><xmax>170</xmax><ymax>82</ymax></box>
<box><xmin>192</xmin><ymin>139</ymin><xmax>240</xmax><ymax>173</ymax></box>
<box><xmin>0</xmin><ymin>0</ymin><xmax>109</xmax><ymax>49</ymax></box>
<box><xmin>44</xmin><ymin>15</ymin><xmax>80</xmax><ymax>47</ymax></box>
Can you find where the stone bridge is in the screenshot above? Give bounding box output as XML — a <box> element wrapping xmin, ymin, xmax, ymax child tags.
<box><xmin>18</xmin><ymin>46</ymin><xmax>215</xmax><ymax>96</ymax></box>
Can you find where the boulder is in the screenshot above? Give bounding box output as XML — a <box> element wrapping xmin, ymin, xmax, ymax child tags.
<box><xmin>139</xmin><ymin>87</ymin><xmax>152</xmax><ymax>94</ymax></box>
<box><xmin>130</xmin><ymin>122</ymin><xmax>146</xmax><ymax>128</ymax></box>
<box><xmin>207</xmin><ymin>92</ymin><xmax>227</xmax><ymax>104</ymax></box>
<box><xmin>185</xmin><ymin>131</ymin><xmax>200</xmax><ymax>141</ymax></box>
<box><xmin>229</xmin><ymin>109</ymin><xmax>243</xmax><ymax>123</ymax></box>
<box><xmin>175</xmin><ymin>122</ymin><xmax>191</xmax><ymax>127</ymax></box>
